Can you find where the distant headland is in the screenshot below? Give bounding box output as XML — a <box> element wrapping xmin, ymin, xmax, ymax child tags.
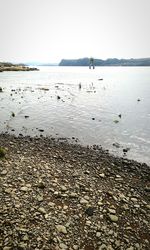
<box><xmin>59</xmin><ymin>57</ymin><xmax>150</xmax><ymax>66</ymax></box>
<box><xmin>0</xmin><ymin>62</ymin><xmax>39</xmax><ymax>72</ymax></box>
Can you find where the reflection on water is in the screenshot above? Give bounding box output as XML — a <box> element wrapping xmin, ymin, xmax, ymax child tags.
<box><xmin>0</xmin><ymin>66</ymin><xmax>150</xmax><ymax>165</ymax></box>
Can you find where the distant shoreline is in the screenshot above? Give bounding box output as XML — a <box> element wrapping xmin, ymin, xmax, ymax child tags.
<box><xmin>0</xmin><ymin>62</ymin><xmax>39</xmax><ymax>72</ymax></box>
<box><xmin>59</xmin><ymin>57</ymin><xmax>150</xmax><ymax>67</ymax></box>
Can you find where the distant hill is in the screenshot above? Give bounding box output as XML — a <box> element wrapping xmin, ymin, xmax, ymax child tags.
<box><xmin>59</xmin><ymin>57</ymin><xmax>150</xmax><ymax>66</ymax></box>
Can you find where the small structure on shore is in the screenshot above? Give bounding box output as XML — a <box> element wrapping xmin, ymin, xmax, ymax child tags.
<box><xmin>89</xmin><ymin>57</ymin><xmax>95</xmax><ymax>69</ymax></box>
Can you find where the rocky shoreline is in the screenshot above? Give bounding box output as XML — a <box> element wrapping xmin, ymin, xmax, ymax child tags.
<box><xmin>0</xmin><ymin>134</ymin><xmax>150</xmax><ymax>250</ymax></box>
<box><xmin>0</xmin><ymin>63</ymin><xmax>38</xmax><ymax>72</ymax></box>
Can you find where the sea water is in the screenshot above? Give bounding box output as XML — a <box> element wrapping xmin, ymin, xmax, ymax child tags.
<box><xmin>0</xmin><ymin>66</ymin><xmax>150</xmax><ymax>164</ymax></box>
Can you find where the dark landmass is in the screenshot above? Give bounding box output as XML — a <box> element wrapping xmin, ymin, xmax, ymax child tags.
<box><xmin>59</xmin><ymin>57</ymin><xmax>150</xmax><ymax>66</ymax></box>
<box><xmin>0</xmin><ymin>134</ymin><xmax>150</xmax><ymax>249</ymax></box>
<box><xmin>0</xmin><ymin>62</ymin><xmax>39</xmax><ymax>72</ymax></box>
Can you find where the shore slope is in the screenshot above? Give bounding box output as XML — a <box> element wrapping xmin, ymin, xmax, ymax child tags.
<box><xmin>0</xmin><ymin>134</ymin><xmax>149</xmax><ymax>249</ymax></box>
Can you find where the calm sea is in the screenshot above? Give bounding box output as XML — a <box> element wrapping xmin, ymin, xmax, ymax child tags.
<box><xmin>0</xmin><ymin>66</ymin><xmax>150</xmax><ymax>165</ymax></box>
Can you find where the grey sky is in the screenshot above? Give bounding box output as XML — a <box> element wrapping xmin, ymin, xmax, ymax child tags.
<box><xmin>0</xmin><ymin>0</ymin><xmax>150</xmax><ymax>63</ymax></box>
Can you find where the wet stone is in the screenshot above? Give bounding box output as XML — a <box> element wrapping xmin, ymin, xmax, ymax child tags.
<box><xmin>37</xmin><ymin>195</ymin><xmax>43</xmax><ymax>202</ymax></box>
<box><xmin>108</xmin><ymin>208</ymin><xmax>116</xmax><ymax>214</ymax></box>
<box><xmin>69</xmin><ymin>192</ymin><xmax>78</xmax><ymax>198</ymax></box>
<box><xmin>99</xmin><ymin>173</ymin><xmax>105</xmax><ymax>178</ymax></box>
<box><xmin>1</xmin><ymin>170</ymin><xmax>7</xmax><ymax>175</ymax></box>
<box><xmin>85</xmin><ymin>207</ymin><xmax>95</xmax><ymax>216</ymax></box>
<box><xmin>38</xmin><ymin>207</ymin><xmax>46</xmax><ymax>214</ymax></box>
<box><xmin>20</xmin><ymin>186</ymin><xmax>29</xmax><ymax>192</ymax></box>
<box><xmin>108</xmin><ymin>214</ymin><xmax>118</xmax><ymax>222</ymax></box>
<box><xmin>56</xmin><ymin>225</ymin><xmax>67</xmax><ymax>234</ymax></box>
<box><xmin>80</xmin><ymin>198</ymin><xmax>89</xmax><ymax>204</ymax></box>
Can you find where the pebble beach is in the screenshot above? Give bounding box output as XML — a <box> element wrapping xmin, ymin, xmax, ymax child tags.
<box><xmin>0</xmin><ymin>134</ymin><xmax>150</xmax><ymax>250</ymax></box>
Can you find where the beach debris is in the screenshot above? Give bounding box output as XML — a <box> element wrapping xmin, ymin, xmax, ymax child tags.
<box><xmin>118</xmin><ymin>114</ymin><xmax>122</xmax><ymax>118</ymax></box>
<box><xmin>57</xmin><ymin>95</ymin><xmax>61</xmax><ymax>100</ymax></box>
<box><xmin>0</xmin><ymin>87</ymin><xmax>3</xmax><ymax>92</ymax></box>
<box><xmin>98</xmin><ymin>78</ymin><xmax>103</xmax><ymax>81</ymax></box>
<box><xmin>137</xmin><ymin>98</ymin><xmax>141</xmax><ymax>102</ymax></box>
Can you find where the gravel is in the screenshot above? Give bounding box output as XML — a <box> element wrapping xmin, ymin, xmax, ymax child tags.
<box><xmin>0</xmin><ymin>134</ymin><xmax>150</xmax><ymax>250</ymax></box>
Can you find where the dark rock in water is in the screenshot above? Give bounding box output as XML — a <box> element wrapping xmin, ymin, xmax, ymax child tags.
<box><xmin>39</xmin><ymin>129</ymin><xmax>44</xmax><ymax>132</ymax></box>
<box><xmin>0</xmin><ymin>87</ymin><xmax>3</xmax><ymax>92</ymax></box>
<box><xmin>24</xmin><ymin>116</ymin><xmax>29</xmax><ymax>119</ymax></box>
<box><xmin>39</xmin><ymin>87</ymin><xmax>49</xmax><ymax>91</ymax></box>
<box><xmin>113</xmin><ymin>142</ymin><xmax>120</xmax><ymax>148</ymax></box>
<box><xmin>57</xmin><ymin>95</ymin><xmax>61</xmax><ymax>100</ymax></box>
<box><xmin>85</xmin><ymin>207</ymin><xmax>95</xmax><ymax>216</ymax></box>
<box><xmin>98</xmin><ymin>78</ymin><xmax>103</xmax><ymax>81</ymax></box>
<box><xmin>92</xmin><ymin>118</ymin><xmax>95</xmax><ymax>120</ymax></box>
<box><xmin>137</xmin><ymin>98</ymin><xmax>141</xmax><ymax>102</ymax></box>
<box><xmin>123</xmin><ymin>148</ymin><xmax>130</xmax><ymax>153</ymax></box>
<box><xmin>11</xmin><ymin>112</ymin><xmax>15</xmax><ymax>117</ymax></box>
<box><xmin>79</xmin><ymin>83</ymin><xmax>82</xmax><ymax>89</ymax></box>
<box><xmin>118</xmin><ymin>114</ymin><xmax>122</xmax><ymax>118</ymax></box>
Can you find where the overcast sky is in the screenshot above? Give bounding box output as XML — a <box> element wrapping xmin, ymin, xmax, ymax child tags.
<box><xmin>0</xmin><ymin>0</ymin><xmax>150</xmax><ymax>63</ymax></box>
